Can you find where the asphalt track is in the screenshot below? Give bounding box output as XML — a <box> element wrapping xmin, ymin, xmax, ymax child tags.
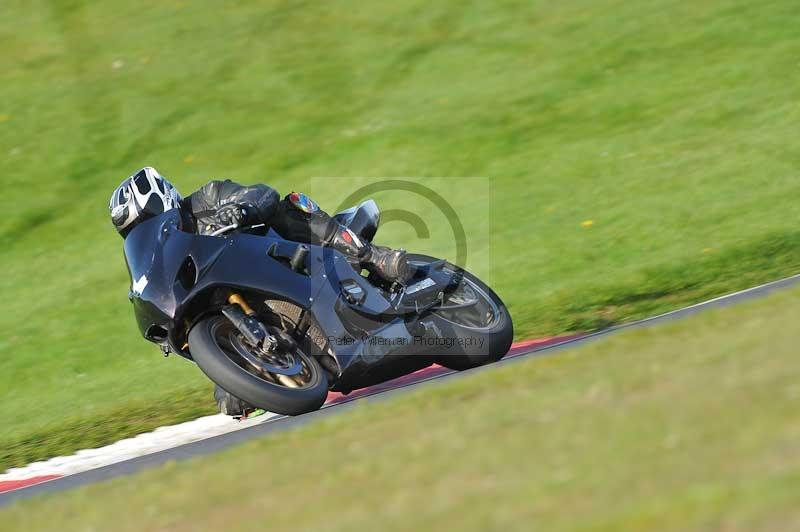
<box><xmin>2</xmin><ymin>273</ymin><xmax>799</xmax><ymax>506</ymax></box>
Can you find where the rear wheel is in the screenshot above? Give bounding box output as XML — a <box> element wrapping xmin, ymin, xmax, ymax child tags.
<box><xmin>188</xmin><ymin>316</ymin><xmax>328</xmax><ymax>415</ymax></box>
<box><xmin>408</xmin><ymin>254</ymin><xmax>514</xmax><ymax>371</ymax></box>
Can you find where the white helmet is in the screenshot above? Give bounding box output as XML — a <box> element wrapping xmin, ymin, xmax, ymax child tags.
<box><xmin>109</xmin><ymin>167</ymin><xmax>182</xmax><ymax>237</ymax></box>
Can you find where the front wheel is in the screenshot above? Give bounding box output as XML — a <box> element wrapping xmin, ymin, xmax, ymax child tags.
<box><xmin>188</xmin><ymin>316</ymin><xmax>328</xmax><ymax>416</ymax></box>
<box><xmin>408</xmin><ymin>254</ymin><xmax>514</xmax><ymax>371</ymax></box>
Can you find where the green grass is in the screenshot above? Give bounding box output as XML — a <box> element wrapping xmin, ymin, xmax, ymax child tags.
<box><xmin>3</xmin><ymin>0</ymin><xmax>800</xmax><ymax>469</ymax></box>
<box><xmin>4</xmin><ymin>279</ymin><xmax>800</xmax><ymax>531</ymax></box>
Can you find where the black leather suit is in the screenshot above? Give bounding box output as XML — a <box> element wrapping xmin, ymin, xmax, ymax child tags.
<box><xmin>181</xmin><ymin>179</ymin><xmax>339</xmax><ymax>244</ymax></box>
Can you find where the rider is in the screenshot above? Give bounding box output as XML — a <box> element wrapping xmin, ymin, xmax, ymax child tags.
<box><xmin>110</xmin><ymin>166</ymin><xmax>409</xmax><ymax>282</ymax></box>
<box><xmin>109</xmin><ymin>166</ymin><xmax>410</xmax><ymax>416</ymax></box>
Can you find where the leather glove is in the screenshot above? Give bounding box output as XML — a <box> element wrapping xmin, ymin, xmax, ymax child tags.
<box><xmin>215</xmin><ymin>203</ymin><xmax>250</xmax><ymax>227</ymax></box>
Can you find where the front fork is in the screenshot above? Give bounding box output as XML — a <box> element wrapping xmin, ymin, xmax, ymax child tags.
<box><xmin>223</xmin><ymin>293</ymin><xmax>278</xmax><ymax>351</ymax></box>
<box><xmin>224</xmin><ymin>291</ymin><xmax>341</xmax><ymax>387</ymax></box>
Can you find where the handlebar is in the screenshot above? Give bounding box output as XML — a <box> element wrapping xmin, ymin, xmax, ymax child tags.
<box><xmin>209</xmin><ymin>223</ymin><xmax>266</xmax><ymax>237</ymax></box>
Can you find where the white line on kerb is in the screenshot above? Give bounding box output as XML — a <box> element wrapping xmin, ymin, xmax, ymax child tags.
<box><xmin>0</xmin><ymin>412</ymin><xmax>281</xmax><ymax>482</ymax></box>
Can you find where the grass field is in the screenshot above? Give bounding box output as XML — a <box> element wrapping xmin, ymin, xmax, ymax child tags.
<box><xmin>3</xmin><ymin>280</ymin><xmax>799</xmax><ymax>530</ymax></box>
<box><xmin>2</xmin><ymin>0</ymin><xmax>800</xmax><ymax>469</ymax></box>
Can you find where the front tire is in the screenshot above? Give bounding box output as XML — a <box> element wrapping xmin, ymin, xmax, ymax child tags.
<box><xmin>189</xmin><ymin>316</ymin><xmax>328</xmax><ymax>416</ymax></box>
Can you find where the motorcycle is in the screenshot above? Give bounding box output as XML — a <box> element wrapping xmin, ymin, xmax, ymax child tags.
<box><xmin>123</xmin><ymin>199</ymin><xmax>513</xmax><ymax>415</ymax></box>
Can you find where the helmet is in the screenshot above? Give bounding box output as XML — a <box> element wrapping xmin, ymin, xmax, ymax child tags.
<box><xmin>109</xmin><ymin>167</ymin><xmax>182</xmax><ymax>237</ymax></box>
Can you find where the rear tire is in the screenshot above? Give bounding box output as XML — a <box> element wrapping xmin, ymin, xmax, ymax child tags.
<box><xmin>408</xmin><ymin>254</ymin><xmax>514</xmax><ymax>371</ymax></box>
<box><xmin>189</xmin><ymin>316</ymin><xmax>328</xmax><ymax>416</ymax></box>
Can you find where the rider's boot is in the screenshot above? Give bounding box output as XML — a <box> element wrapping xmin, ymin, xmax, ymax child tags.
<box><xmin>329</xmin><ymin>227</ymin><xmax>411</xmax><ymax>284</ymax></box>
<box><xmin>214</xmin><ymin>384</ymin><xmax>254</xmax><ymax>417</ymax></box>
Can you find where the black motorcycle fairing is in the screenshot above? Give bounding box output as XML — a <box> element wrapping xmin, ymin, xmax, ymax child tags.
<box><xmin>124</xmin><ymin>211</ymin><xmax>322</xmax><ymax>351</ymax></box>
<box><xmin>124</xmin><ymin>210</ymin><xmax>195</xmax><ymax>341</ymax></box>
<box><xmin>123</xmin><ymin>211</ymin><xmax>405</xmax><ymax>357</ymax></box>
<box><xmin>121</xmin><ymin>209</ymin><xmax>485</xmax><ymax>393</ymax></box>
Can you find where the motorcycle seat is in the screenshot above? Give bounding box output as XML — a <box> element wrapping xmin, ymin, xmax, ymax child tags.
<box><xmin>333</xmin><ymin>199</ymin><xmax>380</xmax><ymax>242</ymax></box>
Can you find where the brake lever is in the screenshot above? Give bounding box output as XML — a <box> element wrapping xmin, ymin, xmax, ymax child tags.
<box><xmin>210</xmin><ymin>224</ymin><xmax>239</xmax><ymax>236</ymax></box>
<box><xmin>209</xmin><ymin>223</ymin><xmax>265</xmax><ymax>237</ymax></box>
